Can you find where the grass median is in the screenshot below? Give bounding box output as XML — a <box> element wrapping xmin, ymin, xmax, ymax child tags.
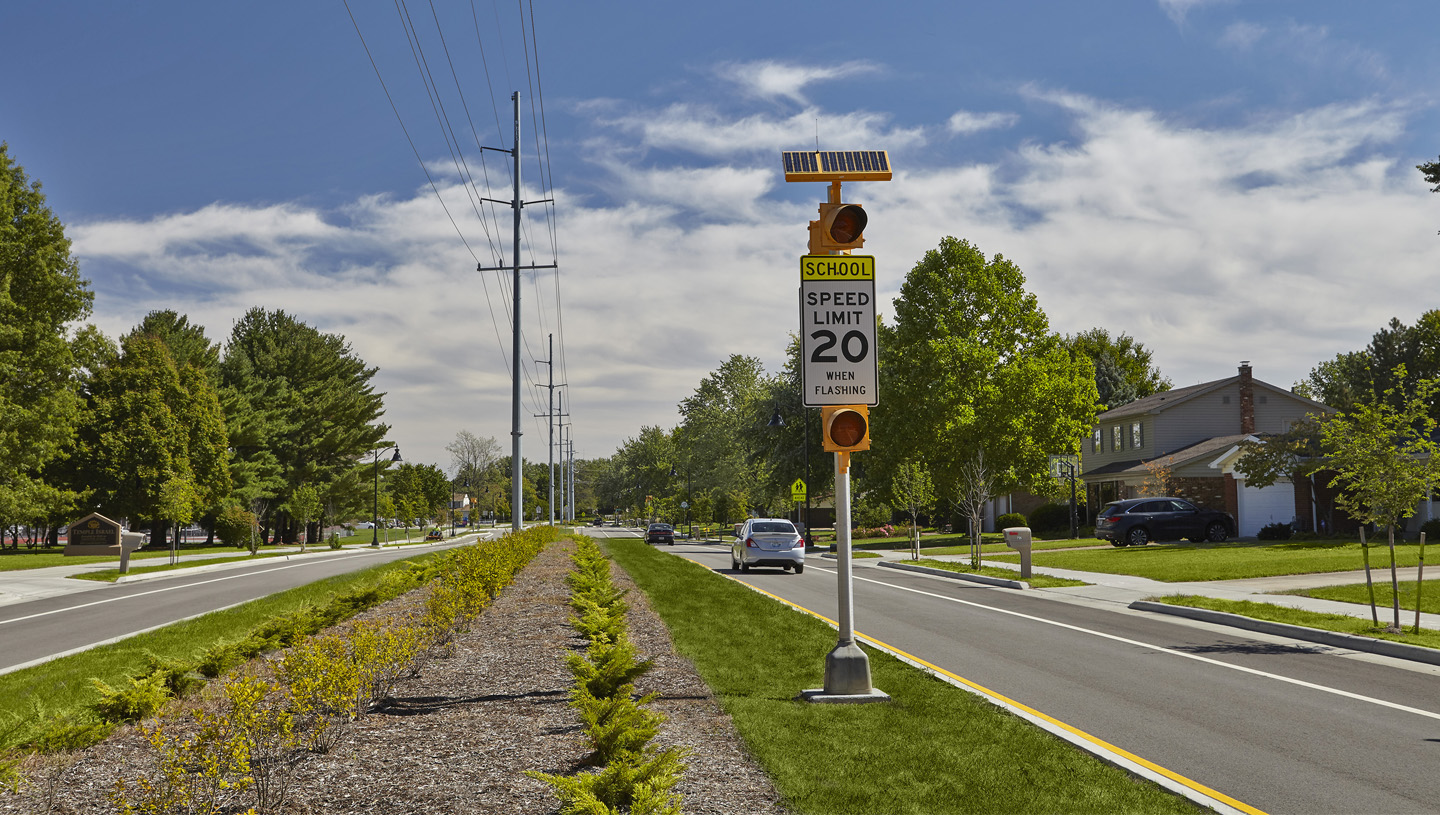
<box><xmin>604</xmin><ymin>538</ymin><xmax>1200</xmax><ymax>814</ymax></box>
<box><xmin>0</xmin><ymin>551</ymin><xmax>441</xmax><ymax>751</ymax></box>
<box><xmin>988</xmin><ymin>538</ymin><xmax>1426</xmax><ymax>582</ymax></box>
<box><xmin>898</xmin><ymin>558</ymin><xmax>1090</xmax><ymax>588</ymax></box>
<box><xmin>1151</xmin><ymin>594</ymin><xmax>1440</xmax><ymax>650</ymax></box>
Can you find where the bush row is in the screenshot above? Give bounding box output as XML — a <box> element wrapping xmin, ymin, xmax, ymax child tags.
<box><xmin>9</xmin><ymin>527</ymin><xmax>556</xmax><ymax>813</ymax></box>
<box><xmin>527</xmin><ymin>536</ymin><xmax>687</xmax><ymax>815</ymax></box>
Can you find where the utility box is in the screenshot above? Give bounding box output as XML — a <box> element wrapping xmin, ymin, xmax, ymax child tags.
<box><xmin>1002</xmin><ymin>526</ymin><xmax>1033</xmax><ymax>579</ymax></box>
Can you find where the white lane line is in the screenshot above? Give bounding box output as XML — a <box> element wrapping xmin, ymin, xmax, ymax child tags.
<box><xmin>819</xmin><ymin>565</ymin><xmax>1440</xmax><ymax>722</ymax></box>
<box><xmin>0</xmin><ymin>551</ymin><xmax>380</xmax><ymax>627</ymax></box>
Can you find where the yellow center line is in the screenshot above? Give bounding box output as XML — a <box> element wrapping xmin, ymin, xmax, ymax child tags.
<box><xmin>683</xmin><ymin>555</ymin><xmax>1268</xmax><ymax>815</ymax></box>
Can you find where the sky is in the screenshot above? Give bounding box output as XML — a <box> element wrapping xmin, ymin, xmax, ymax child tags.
<box><xmin>3</xmin><ymin>0</ymin><xmax>1439</xmax><ymax>475</ymax></box>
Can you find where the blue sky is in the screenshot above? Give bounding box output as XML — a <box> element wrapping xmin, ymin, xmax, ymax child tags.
<box><xmin>4</xmin><ymin>1</ymin><xmax>1439</xmax><ymax>473</ymax></box>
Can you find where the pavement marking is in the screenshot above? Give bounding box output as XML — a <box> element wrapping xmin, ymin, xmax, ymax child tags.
<box><xmin>829</xmin><ymin>565</ymin><xmax>1440</xmax><ymax>723</ymax></box>
<box><xmin>682</xmin><ymin>555</ymin><xmax>1264</xmax><ymax>815</ymax></box>
<box><xmin>0</xmin><ymin>550</ymin><xmax>381</xmax><ymax>627</ymax></box>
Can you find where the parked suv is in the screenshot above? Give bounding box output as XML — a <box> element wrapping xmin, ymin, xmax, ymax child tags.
<box><xmin>731</xmin><ymin>518</ymin><xmax>806</xmax><ymax>573</ymax></box>
<box><xmin>1095</xmin><ymin>497</ymin><xmax>1235</xmax><ymax>546</ymax></box>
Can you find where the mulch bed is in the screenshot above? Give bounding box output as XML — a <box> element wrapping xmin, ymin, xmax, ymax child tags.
<box><xmin>2</xmin><ymin>539</ymin><xmax>790</xmax><ymax>814</ymax></box>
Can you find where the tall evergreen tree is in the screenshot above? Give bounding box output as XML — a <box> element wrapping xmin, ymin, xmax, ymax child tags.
<box><xmin>0</xmin><ymin>144</ymin><xmax>92</xmax><ymax>539</ymax></box>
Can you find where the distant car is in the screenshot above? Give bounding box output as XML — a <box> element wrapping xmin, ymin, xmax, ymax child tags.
<box><xmin>731</xmin><ymin>518</ymin><xmax>805</xmax><ymax>573</ymax></box>
<box><xmin>1095</xmin><ymin>498</ymin><xmax>1235</xmax><ymax>547</ymax></box>
<box><xmin>355</xmin><ymin>521</ymin><xmax>376</xmax><ymax>529</ymax></box>
<box><xmin>592</xmin><ymin>517</ymin><xmax>606</xmax><ymax>527</ymax></box>
<box><xmin>645</xmin><ymin>523</ymin><xmax>674</xmax><ymax>545</ymax></box>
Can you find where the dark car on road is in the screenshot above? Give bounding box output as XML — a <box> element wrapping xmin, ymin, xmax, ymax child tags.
<box><xmin>1095</xmin><ymin>497</ymin><xmax>1235</xmax><ymax>546</ymax></box>
<box><xmin>645</xmin><ymin>523</ymin><xmax>674</xmax><ymax>545</ymax></box>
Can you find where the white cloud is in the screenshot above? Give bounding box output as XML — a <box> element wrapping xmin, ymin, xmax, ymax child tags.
<box><xmin>1218</xmin><ymin>21</ymin><xmax>1266</xmax><ymax>51</ymax></box>
<box><xmin>716</xmin><ymin>60</ymin><xmax>880</xmax><ymax>105</ymax></box>
<box><xmin>582</xmin><ymin>101</ymin><xmax>926</xmax><ymax>158</ymax></box>
<box><xmin>71</xmin><ymin>89</ymin><xmax>1440</xmax><ymax>470</ymax></box>
<box><xmin>1157</xmin><ymin>0</ymin><xmax>1235</xmax><ymax>27</ymax></box>
<box><xmin>946</xmin><ymin>110</ymin><xmax>1019</xmax><ymax>135</ymax></box>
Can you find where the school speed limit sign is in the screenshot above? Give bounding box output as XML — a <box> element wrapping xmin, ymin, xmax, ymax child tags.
<box><xmin>800</xmin><ymin>254</ymin><xmax>877</xmax><ymax>407</ymax></box>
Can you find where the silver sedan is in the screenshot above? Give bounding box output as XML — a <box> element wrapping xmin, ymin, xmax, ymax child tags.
<box><xmin>731</xmin><ymin>518</ymin><xmax>806</xmax><ymax>574</ymax></box>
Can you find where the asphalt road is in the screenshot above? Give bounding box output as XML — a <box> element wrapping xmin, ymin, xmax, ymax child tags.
<box><xmin>0</xmin><ymin>537</ymin><xmax>485</xmax><ymax>675</ymax></box>
<box><xmin>637</xmin><ymin>538</ymin><xmax>1440</xmax><ymax>815</ymax></box>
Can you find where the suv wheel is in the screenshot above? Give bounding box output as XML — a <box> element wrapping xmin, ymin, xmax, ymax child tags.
<box><xmin>1126</xmin><ymin>527</ymin><xmax>1149</xmax><ymax>546</ymax></box>
<box><xmin>1206</xmin><ymin>522</ymin><xmax>1228</xmax><ymax>543</ymax></box>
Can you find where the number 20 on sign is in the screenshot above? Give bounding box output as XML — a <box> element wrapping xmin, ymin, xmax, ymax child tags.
<box><xmin>800</xmin><ymin>255</ymin><xmax>878</xmax><ymax>407</ymax></box>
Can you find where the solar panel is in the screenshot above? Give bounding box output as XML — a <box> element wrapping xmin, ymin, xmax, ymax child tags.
<box><xmin>782</xmin><ymin>150</ymin><xmax>892</xmax><ymax>182</ymax></box>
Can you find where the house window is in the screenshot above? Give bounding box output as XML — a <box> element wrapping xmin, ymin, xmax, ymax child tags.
<box><xmin>1131</xmin><ymin>422</ymin><xmax>1143</xmax><ymax>449</ymax></box>
<box><xmin>1112</xmin><ymin>426</ymin><xmax>1124</xmax><ymax>451</ymax></box>
<box><xmin>1092</xmin><ymin>428</ymin><xmax>1102</xmax><ymax>453</ymax></box>
<box><xmin>1222</xmin><ymin>395</ymin><xmax>1231</xmax><ymax>404</ymax></box>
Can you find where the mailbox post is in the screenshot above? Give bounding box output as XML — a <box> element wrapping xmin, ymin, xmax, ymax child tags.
<box><xmin>1003</xmin><ymin>526</ymin><xmax>1032</xmax><ymax>579</ymax></box>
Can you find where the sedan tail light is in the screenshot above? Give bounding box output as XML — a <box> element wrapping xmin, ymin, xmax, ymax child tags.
<box><xmin>792</xmin><ymin>536</ymin><xmax>805</xmax><ymax>548</ymax></box>
<box><xmin>746</xmin><ymin>537</ymin><xmax>757</xmax><ymax>548</ymax></box>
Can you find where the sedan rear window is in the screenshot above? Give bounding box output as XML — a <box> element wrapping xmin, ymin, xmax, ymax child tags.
<box><xmin>752</xmin><ymin>522</ymin><xmax>796</xmax><ymax>534</ymax></box>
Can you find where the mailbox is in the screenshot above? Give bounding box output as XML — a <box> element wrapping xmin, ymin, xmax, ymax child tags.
<box><xmin>1003</xmin><ymin>527</ymin><xmax>1032</xmax><ymax>552</ymax></box>
<box><xmin>1002</xmin><ymin>526</ymin><xmax>1033</xmax><ymax>579</ymax></box>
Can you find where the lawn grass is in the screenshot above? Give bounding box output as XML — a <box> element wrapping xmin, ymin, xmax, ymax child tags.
<box><xmin>1152</xmin><ymin>594</ymin><xmax>1440</xmax><ymax>650</ymax></box>
<box><xmin>900</xmin><ymin>559</ymin><xmax>1090</xmax><ymax>588</ymax></box>
<box><xmin>987</xmin><ymin>538</ymin><xmax>1425</xmax><ymax>582</ymax></box>
<box><xmin>0</xmin><ymin>544</ymin><xmax>245</xmax><ymax>572</ymax></box>
<box><xmin>0</xmin><ymin>551</ymin><xmax>441</xmax><ymax>751</ymax></box>
<box><xmin>1280</xmin><ymin>578</ymin><xmax>1440</xmax><ymax>615</ymax></box>
<box><xmin>604</xmin><ymin>538</ymin><xmax>1199</xmax><ymax>815</ymax></box>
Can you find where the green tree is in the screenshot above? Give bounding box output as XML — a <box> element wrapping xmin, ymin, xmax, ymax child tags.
<box><xmin>220</xmin><ymin>308</ymin><xmax>387</xmax><ymax>542</ymax></box>
<box><xmin>676</xmin><ymin>355</ymin><xmax>769</xmax><ymax>510</ymax></box>
<box><xmin>890</xmin><ymin>459</ymin><xmax>935</xmax><ymax>558</ymax></box>
<box><xmin>1420</xmin><ymin>154</ymin><xmax>1440</xmax><ymax>234</ymax></box>
<box><xmin>1065</xmin><ymin>328</ymin><xmax>1170</xmax><ymax>410</ymax></box>
<box><xmin>876</xmin><ymin>237</ymin><xmax>1099</xmax><ymax>567</ymax></box>
<box><xmin>79</xmin><ymin>333</ymin><xmax>193</xmax><ymax>542</ymax></box>
<box><xmin>1298</xmin><ymin>311</ymin><xmax>1440</xmax><ymax>418</ymax></box>
<box><xmin>286</xmin><ymin>482</ymin><xmax>323</xmax><ymax>551</ymax></box>
<box><xmin>1321</xmin><ymin>371</ymin><xmax>1440</xmax><ymax>632</ymax></box>
<box><xmin>0</xmin><ymin>144</ymin><xmax>93</xmax><ymax>540</ymax></box>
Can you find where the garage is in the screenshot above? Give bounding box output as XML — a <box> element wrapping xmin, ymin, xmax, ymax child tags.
<box><xmin>1236</xmin><ymin>479</ymin><xmax>1295</xmax><ymax>537</ymax></box>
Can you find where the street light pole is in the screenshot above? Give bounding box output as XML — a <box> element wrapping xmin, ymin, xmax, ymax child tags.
<box><xmin>372</xmin><ymin>445</ymin><xmax>402</xmax><ymax>548</ymax></box>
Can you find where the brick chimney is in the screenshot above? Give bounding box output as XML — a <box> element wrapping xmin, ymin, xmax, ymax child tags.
<box><xmin>1238</xmin><ymin>361</ymin><xmax>1254</xmax><ymax>434</ymax></box>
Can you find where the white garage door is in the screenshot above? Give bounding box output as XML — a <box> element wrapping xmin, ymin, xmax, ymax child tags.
<box><xmin>1236</xmin><ymin>480</ymin><xmax>1295</xmax><ymax>537</ymax></box>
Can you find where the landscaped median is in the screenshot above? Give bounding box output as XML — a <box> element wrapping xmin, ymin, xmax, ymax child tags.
<box><xmin>986</xmin><ymin>537</ymin><xmax>1429</xmax><ymax>582</ymax></box>
<box><xmin>603</xmin><ymin>537</ymin><xmax>1204</xmax><ymax>814</ymax></box>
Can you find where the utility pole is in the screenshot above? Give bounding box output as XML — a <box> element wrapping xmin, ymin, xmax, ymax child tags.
<box><xmin>476</xmin><ymin>91</ymin><xmax>553</xmax><ymax>532</ymax></box>
<box><xmin>533</xmin><ymin>334</ymin><xmax>566</xmax><ymax>527</ymax></box>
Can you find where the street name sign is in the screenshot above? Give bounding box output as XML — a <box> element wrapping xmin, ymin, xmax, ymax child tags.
<box><xmin>800</xmin><ymin>255</ymin><xmax>877</xmax><ymax>407</ymax></box>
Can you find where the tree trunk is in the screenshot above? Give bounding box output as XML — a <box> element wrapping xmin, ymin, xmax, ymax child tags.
<box><xmin>1387</xmin><ymin>524</ymin><xmax>1402</xmax><ymax>632</ymax></box>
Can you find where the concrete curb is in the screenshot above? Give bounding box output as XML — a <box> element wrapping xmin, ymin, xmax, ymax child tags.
<box><xmin>111</xmin><ymin>536</ymin><xmax>477</xmax><ymax>585</ymax></box>
<box><xmin>877</xmin><ymin>560</ymin><xmax>1029</xmax><ymax>590</ymax></box>
<box><xmin>1127</xmin><ymin>600</ymin><xmax>1440</xmax><ymax>667</ymax></box>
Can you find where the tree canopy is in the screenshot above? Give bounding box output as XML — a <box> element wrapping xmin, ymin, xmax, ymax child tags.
<box><xmin>0</xmin><ymin>144</ymin><xmax>93</xmax><ymax>532</ymax></box>
<box><xmin>1065</xmin><ymin>328</ymin><xmax>1170</xmax><ymax>410</ymax></box>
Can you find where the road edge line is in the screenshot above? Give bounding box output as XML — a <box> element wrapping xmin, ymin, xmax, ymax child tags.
<box><xmin>683</xmin><ymin>555</ymin><xmax>1265</xmax><ymax>815</ymax></box>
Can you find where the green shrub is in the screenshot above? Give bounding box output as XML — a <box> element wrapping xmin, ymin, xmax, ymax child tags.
<box><xmin>1419</xmin><ymin>518</ymin><xmax>1440</xmax><ymax>543</ymax></box>
<box><xmin>214</xmin><ymin>503</ymin><xmax>257</xmax><ymax>550</ymax></box>
<box><xmin>572</xmin><ymin>689</ymin><xmax>665</xmax><ymax>766</ymax></box>
<box><xmin>1257</xmin><ymin>522</ymin><xmax>1293</xmax><ymax>541</ymax></box>
<box><xmin>1028</xmin><ymin>503</ymin><xmax>1082</xmax><ymax>537</ymax></box>
<box><xmin>996</xmin><ymin>512</ymin><xmax>1027</xmax><ymax>530</ymax></box>
<box><xmin>28</xmin><ymin>717</ymin><xmax>114</xmax><ymax>753</ymax></box>
<box><xmin>90</xmin><ymin>671</ymin><xmax>172</xmax><ymax>724</ymax></box>
<box><xmin>141</xmin><ymin>652</ymin><xmax>205</xmax><ymax>698</ymax></box>
<box><xmin>527</xmin><ymin>746</ymin><xmax>687</xmax><ymax>815</ymax></box>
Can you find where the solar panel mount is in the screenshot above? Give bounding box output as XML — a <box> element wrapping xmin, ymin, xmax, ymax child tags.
<box><xmin>782</xmin><ymin>150</ymin><xmax>892</xmax><ymax>182</ymax></box>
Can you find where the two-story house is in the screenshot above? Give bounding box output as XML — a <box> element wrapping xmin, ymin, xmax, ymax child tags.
<box><xmin>1081</xmin><ymin>362</ymin><xmax>1333</xmax><ymax>536</ymax></box>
